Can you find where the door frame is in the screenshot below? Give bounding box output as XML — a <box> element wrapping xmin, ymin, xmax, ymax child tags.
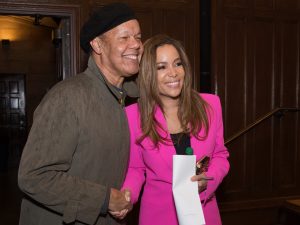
<box><xmin>0</xmin><ymin>2</ymin><xmax>80</xmax><ymax>78</ymax></box>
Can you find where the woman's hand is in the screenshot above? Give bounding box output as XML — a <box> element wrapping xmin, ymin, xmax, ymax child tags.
<box><xmin>109</xmin><ymin>208</ymin><xmax>129</xmax><ymax>220</ymax></box>
<box><xmin>191</xmin><ymin>173</ymin><xmax>213</xmax><ymax>193</ymax></box>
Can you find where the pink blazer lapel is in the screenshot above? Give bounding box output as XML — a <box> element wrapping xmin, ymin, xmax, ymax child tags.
<box><xmin>191</xmin><ymin>136</ymin><xmax>206</xmax><ymax>161</ymax></box>
<box><xmin>154</xmin><ymin>106</ymin><xmax>175</xmax><ymax>171</ymax></box>
<box><xmin>151</xmin><ymin>107</ymin><xmax>209</xmax><ymax>172</ymax></box>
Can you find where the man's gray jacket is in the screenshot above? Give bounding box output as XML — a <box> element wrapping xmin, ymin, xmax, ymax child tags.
<box><xmin>18</xmin><ymin>57</ymin><xmax>138</xmax><ymax>225</ymax></box>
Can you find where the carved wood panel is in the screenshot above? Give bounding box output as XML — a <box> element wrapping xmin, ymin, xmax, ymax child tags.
<box><xmin>254</xmin><ymin>0</ymin><xmax>274</xmax><ymax>9</ymax></box>
<box><xmin>213</xmin><ymin>0</ymin><xmax>300</xmax><ymax>224</ymax></box>
<box><xmin>219</xmin><ymin>16</ymin><xmax>249</xmax><ymax>200</ymax></box>
<box><xmin>223</xmin><ymin>0</ymin><xmax>248</xmax><ymax>8</ymax></box>
<box><xmin>277</xmin><ymin>20</ymin><xmax>300</xmax><ymax>194</ymax></box>
<box><xmin>275</xmin><ymin>0</ymin><xmax>300</xmax><ymax>10</ymax></box>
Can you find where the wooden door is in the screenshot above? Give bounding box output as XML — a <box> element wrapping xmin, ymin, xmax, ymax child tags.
<box><xmin>0</xmin><ymin>74</ymin><xmax>27</xmax><ymax>170</ymax></box>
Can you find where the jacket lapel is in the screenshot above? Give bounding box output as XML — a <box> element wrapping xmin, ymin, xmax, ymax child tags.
<box><xmin>154</xmin><ymin>106</ymin><xmax>176</xmax><ymax>171</ymax></box>
<box><xmin>191</xmin><ymin>130</ymin><xmax>209</xmax><ymax>162</ymax></box>
<box><xmin>151</xmin><ymin>107</ymin><xmax>209</xmax><ymax>175</ymax></box>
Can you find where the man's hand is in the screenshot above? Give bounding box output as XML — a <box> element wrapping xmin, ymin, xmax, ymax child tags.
<box><xmin>109</xmin><ymin>189</ymin><xmax>131</xmax><ymax>220</ymax></box>
<box><xmin>108</xmin><ymin>188</ymin><xmax>132</xmax><ymax>212</ymax></box>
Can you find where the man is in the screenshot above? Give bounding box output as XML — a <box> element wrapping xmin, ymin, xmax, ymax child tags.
<box><xmin>18</xmin><ymin>3</ymin><xmax>143</xmax><ymax>225</ymax></box>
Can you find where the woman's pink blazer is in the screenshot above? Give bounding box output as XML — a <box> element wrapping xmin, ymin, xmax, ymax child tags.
<box><xmin>122</xmin><ymin>94</ymin><xmax>230</xmax><ymax>225</ymax></box>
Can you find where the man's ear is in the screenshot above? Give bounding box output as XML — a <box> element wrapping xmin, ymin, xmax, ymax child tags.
<box><xmin>90</xmin><ymin>37</ymin><xmax>103</xmax><ymax>54</ymax></box>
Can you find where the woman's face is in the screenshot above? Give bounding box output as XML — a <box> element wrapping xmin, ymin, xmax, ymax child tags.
<box><xmin>156</xmin><ymin>44</ymin><xmax>185</xmax><ymax>103</ymax></box>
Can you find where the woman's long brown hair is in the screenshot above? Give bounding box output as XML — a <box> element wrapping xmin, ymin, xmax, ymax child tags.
<box><xmin>137</xmin><ymin>34</ymin><xmax>210</xmax><ymax>146</ymax></box>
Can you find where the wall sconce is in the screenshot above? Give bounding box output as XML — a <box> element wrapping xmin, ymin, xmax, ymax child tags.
<box><xmin>2</xmin><ymin>39</ymin><xmax>10</xmax><ymax>49</ymax></box>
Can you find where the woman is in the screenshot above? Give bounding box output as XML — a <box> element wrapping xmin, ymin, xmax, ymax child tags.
<box><xmin>122</xmin><ymin>34</ymin><xmax>229</xmax><ymax>225</ymax></box>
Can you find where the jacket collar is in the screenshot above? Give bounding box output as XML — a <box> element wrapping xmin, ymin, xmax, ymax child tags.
<box><xmin>145</xmin><ymin>106</ymin><xmax>204</xmax><ymax>173</ymax></box>
<box><xmin>86</xmin><ymin>56</ymin><xmax>139</xmax><ymax>105</ymax></box>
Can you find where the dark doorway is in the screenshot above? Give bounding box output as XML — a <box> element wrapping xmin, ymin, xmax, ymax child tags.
<box><xmin>0</xmin><ymin>73</ymin><xmax>27</xmax><ymax>171</ymax></box>
<box><xmin>0</xmin><ymin>74</ymin><xmax>26</xmax><ymax>225</ymax></box>
<box><xmin>0</xmin><ymin>3</ymin><xmax>79</xmax><ymax>225</ymax></box>
<box><xmin>0</xmin><ymin>74</ymin><xmax>27</xmax><ymax>171</ymax></box>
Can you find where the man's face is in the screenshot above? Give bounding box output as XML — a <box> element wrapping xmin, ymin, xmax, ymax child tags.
<box><xmin>98</xmin><ymin>19</ymin><xmax>143</xmax><ymax>78</ymax></box>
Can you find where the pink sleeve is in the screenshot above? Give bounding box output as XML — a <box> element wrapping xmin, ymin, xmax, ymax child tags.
<box><xmin>122</xmin><ymin>107</ymin><xmax>146</xmax><ymax>204</ymax></box>
<box><xmin>201</xmin><ymin>96</ymin><xmax>230</xmax><ymax>203</ymax></box>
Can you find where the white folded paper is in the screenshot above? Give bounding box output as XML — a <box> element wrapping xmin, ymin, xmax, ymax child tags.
<box><xmin>172</xmin><ymin>155</ymin><xmax>206</xmax><ymax>225</ymax></box>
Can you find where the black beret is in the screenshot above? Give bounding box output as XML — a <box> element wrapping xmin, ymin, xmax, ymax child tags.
<box><xmin>80</xmin><ymin>2</ymin><xmax>136</xmax><ymax>53</ymax></box>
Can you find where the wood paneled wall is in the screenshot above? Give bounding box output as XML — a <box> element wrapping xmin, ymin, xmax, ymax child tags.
<box><xmin>5</xmin><ymin>0</ymin><xmax>300</xmax><ymax>224</ymax></box>
<box><xmin>212</xmin><ymin>0</ymin><xmax>300</xmax><ymax>224</ymax></box>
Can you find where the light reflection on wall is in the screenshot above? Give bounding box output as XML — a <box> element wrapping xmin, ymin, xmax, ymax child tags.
<box><xmin>0</xmin><ymin>16</ymin><xmax>29</xmax><ymax>41</ymax></box>
<box><xmin>0</xmin><ymin>29</ymin><xmax>19</xmax><ymax>41</ymax></box>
